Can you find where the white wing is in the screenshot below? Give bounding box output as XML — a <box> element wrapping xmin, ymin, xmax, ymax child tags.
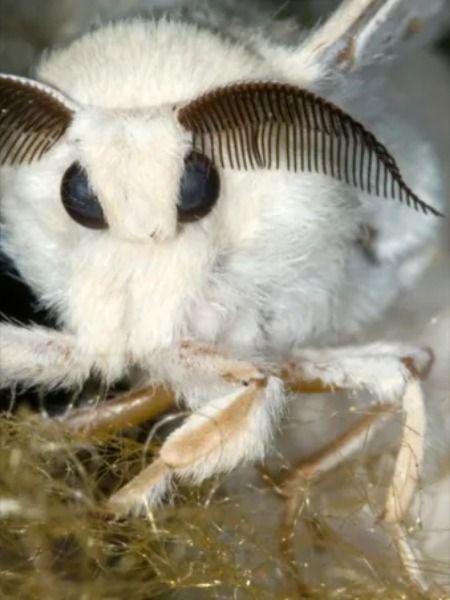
<box><xmin>308</xmin><ymin>0</ymin><xmax>450</xmax><ymax>74</ymax></box>
<box><xmin>259</xmin><ymin>0</ymin><xmax>450</xmax><ymax>88</ymax></box>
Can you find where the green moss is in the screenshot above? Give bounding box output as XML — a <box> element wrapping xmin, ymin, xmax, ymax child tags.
<box><xmin>0</xmin><ymin>413</ymin><xmax>448</xmax><ymax>599</ymax></box>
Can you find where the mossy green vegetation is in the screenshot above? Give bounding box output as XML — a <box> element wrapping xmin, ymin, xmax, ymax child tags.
<box><xmin>0</xmin><ymin>410</ymin><xmax>448</xmax><ymax>600</ymax></box>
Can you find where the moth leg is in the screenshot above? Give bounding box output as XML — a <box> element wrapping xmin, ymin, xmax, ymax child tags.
<box><xmin>281</xmin><ymin>343</ymin><xmax>431</xmax><ymax>520</ymax></box>
<box><xmin>58</xmin><ymin>385</ymin><xmax>175</xmax><ymax>438</ymax></box>
<box><xmin>277</xmin><ymin>343</ymin><xmax>432</xmax><ymax>588</ymax></box>
<box><xmin>58</xmin><ymin>339</ymin><xmax>267</xmax><ymax>448</ymax></box>
<box><xmin>0</xmin><ymin>323</ymin><xmax>90</xmax><ymax>389</ymax></box>
<box><xmin>107</xmin><ymin>369</ymin><xmax>283</xmax><ymax>515</ymax></box>
<box><xmin>278</xmin><ymin>403</ymin><xmax>394</xmax><ymax>570</ymax></box>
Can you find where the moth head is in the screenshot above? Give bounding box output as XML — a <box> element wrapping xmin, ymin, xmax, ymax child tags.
<box><xmin>0</xmin><ymin>75</ymin><xmax>441</xmax><ymax>245</ymax></box>
<box><xmin>0</xmin><ymin>75</ymin><xmax>221</xmax><ymax>242</ymax></box>
<box><xmin>65</xmin><ymin>106</ymin><xmax>200</xmax><ymax>241</ymax></box>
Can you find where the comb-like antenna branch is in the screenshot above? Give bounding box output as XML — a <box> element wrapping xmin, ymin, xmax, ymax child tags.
<box><xmin>0</xmin><ymin>74</ymin><xmax>75</xmax><ymax>166</ymax></box>
<box><xmin>178</xmin><ymin>81</ymin><xmax>442</xmax><ymax>217</ymax></box>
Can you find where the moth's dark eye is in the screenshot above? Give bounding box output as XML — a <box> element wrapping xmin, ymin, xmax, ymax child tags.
<box><xmin>177</xmin><ymin>151</ymin><xmax>220</xmax><ymax>223</ymax></box>
<box><xmin>61</xmin><ymin>162</ymin><xmax>108</xmax><ymax>230</ymax></box>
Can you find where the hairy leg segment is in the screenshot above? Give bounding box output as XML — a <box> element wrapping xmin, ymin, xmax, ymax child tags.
<box><xmin>274</xmin><ymin>343</ymin><xmax>432</xmax><ymax>589</ymax></box>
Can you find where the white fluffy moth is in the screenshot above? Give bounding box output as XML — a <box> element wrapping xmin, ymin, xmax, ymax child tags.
<box><xmin>0</xmin><ymin>0</ymin><xmax>448</xmax><ymax>590</ymax></box>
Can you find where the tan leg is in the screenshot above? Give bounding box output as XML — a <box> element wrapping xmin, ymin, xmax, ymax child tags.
<box><xmin>55</xmin><ymin>339</ymin><xmax>430</xmax><ymax>590</ymax></box>
<box><xmin>57</xmin><ymin>343</ymin><xmax>274</xmax><ymax>515</ymax></box>
<box><xmin>274</xmin><ymin>345</ymin><xmax>432</xmax><ymax>589</ymax></box>
<box><xmin>278</xmin><ymin>400</ymin><xmax>427</xmax><ymax>590</ymax></box>
<box><xmin>107</xmin><ymin>376</ymin><xmax>270</xmax><ymax>514</ymax></box>
<box><xmin>256</xmin><ymin>405</ymin><xmax>395</xmax><ymax>597</ymax></box>
<box><xmin>279</xmin><ymin>348</ymin><xmax>431</xmax><ymax>524</ymax></box>
<box><xmin>57</xmin><ymin>341</ymin><xmax>263</xmax><ymax>441</ymax></box>
<box><xmin>58</xmin><ymin>385</ymin><xmax>175</xmax><ymax>437</ymax></box>
<box><xmin>278</xmin><ymin>404</ymin><xmax>393</xmax><ymax>568</ymax></box>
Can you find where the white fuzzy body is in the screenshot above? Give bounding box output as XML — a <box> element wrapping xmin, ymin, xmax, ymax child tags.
<box><xmin>0</xmin><ymin>18</ymin><xmax>444</xmax><ymax>388</ymax></box>
<box><xmin>0</xmin><ymin>6</ymin><xmax>448</xmax><ymax>562</ymax></box>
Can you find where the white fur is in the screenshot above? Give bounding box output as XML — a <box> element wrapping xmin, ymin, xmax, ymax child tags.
<box><xmin>0</xmin><ymin>5</ymin><xmax>448</xmax><ymax>570</ymax></box>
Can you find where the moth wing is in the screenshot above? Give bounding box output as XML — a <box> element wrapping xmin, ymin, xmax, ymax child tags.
<box><xmin>308</xmin><ymin>0</ymin><xmax>450</xmax><ymax>75</ymax></box>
